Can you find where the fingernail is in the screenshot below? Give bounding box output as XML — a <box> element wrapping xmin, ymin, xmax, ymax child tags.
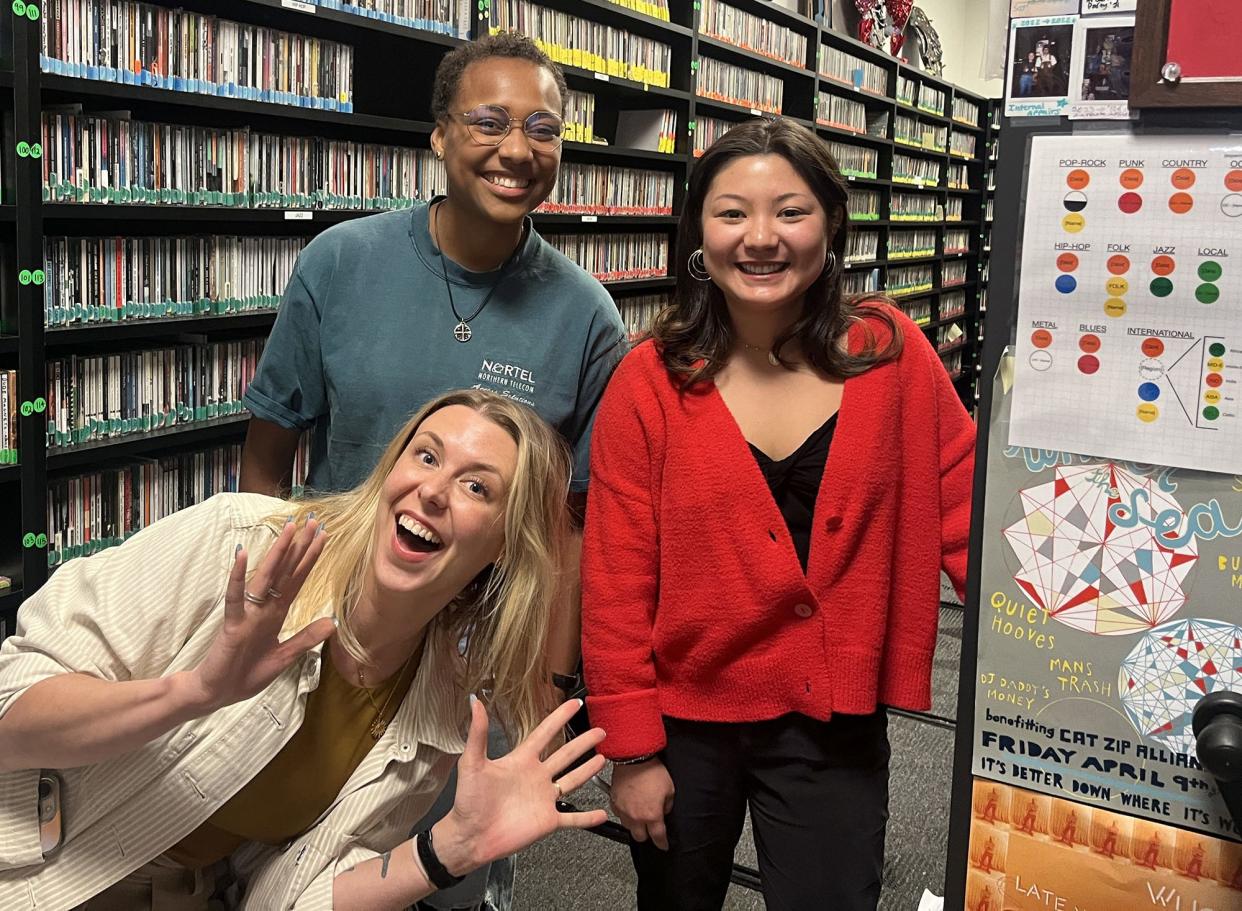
<box><xmin>469</xmin><ymin>693</ymin><xmax>478</xmax><ymax>706</ymax></box>
<box><xmin>577</xmin><ymin>697</ymin><xmax>585</xmax><ymax>708</ymax></box>
<box><xmin>316</xmin><ymin>524</ymin><xmax>326</xmax><ymax>537</ymax></box>
<box><xmin>285</xmin><ymin>515</ymin><xmax>294</xmax><ymax>524</ymax></box>
<box><xmin>332</xmin><ymin>617</ymin><xmax>340</xmax><ymax>629</ymax></box>
<box><xmin>235</xmin><ymin>543</ymin><xmax>242</xmax><ymax>555</ymax></box>
<box><xmin>307</xmin><ymin>511</ymin><xmax>316</xmax><ymax>521</ymax></box>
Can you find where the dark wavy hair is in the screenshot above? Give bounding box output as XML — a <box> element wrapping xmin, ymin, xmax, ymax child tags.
<box><xmin>651</xmin><ymin>118</ymin><xmax>902</xmax><ymax>384</ymax></box>
<box><xmin>431</xmin><ymin>32</ymin><xmax>569</xmax><ymax>120</ymax></box>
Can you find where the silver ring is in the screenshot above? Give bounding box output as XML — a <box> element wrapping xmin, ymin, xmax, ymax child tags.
<box><xmin>243</xmin><ymin>590</ymin><xmax>268</xmax><ymax>605</ymax></box>
<box><xmin>266</xmin><ymin>588</ymin><xmax>284</xmax><ymax>600</ymax></box>
<box><xmin>553</xmin><ymin>781</ymin><xmax>563</xmax><ymax>801</ymax></box>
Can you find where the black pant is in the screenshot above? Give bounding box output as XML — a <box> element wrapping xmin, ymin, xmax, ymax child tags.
<box><xmin>630</xmin><ymin>711</ymin><xmax>890</xmax><ymax>911</ymax></box>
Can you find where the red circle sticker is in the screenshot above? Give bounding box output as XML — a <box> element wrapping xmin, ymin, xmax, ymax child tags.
<box><xmin>1118</xmin><ymin>192</ymin><xmax>1143</xmax><ymax>213</ymax></box>
<box><xmin>1107</xmin><ymin>255</ymin><xmax>1130</xmax><ymax>275</ymax></box>
<box><xmin>1226</xmin><ymin>170</ymin><xmax>1242</xmax><ymax>191</ymax></box>
<box><xmin>1032</xmin><ymin>329</ymin><xmax>1054</xmax><ymax>348</ymax></box>
<box><xmin>1056</xmin><ymin>253</ymin><xmax>1079</xmax><ymax>272</ymax></box>
<box><xmin>1151</xmin><ymin>255</ymin><xmax>1176</xmax><ymax>276</ymax></box>
<box><xmin>1079</xmin><ymin>334</ymin><xmax>1101</xmax><ymax>353</ymax></box>
<box><xmin>1171</xmin><ymin>168</ymin><xmax>1197</xmax><ymax>189</ymax></box>
<box><xmin>1078</xmin><ymin>355</ymin><xmax>1101</xmax><ymax>375</ymax></box>
<box><xmin>1206</xmin><ymin>372</ymin><xmax>1224</xmax><ymax>388</ymax></box>
<box><xmin>1141</xmin><ymin>338</ymin><xmax>1165</xmax><ymax>357</ymax></box>
<box><xmin>1067</xmin><ymin>169</ymin><xmax>1091</xmax><ymax>190</ymax></box>
<box><xmin>1169</xmin><ymin>192</ymin><xmax>1194</xmax><ymax>214</ymax></box>
<box><xmin>1120</xmin><ymin>168</ymin><xmax>1144</xmax><ymax>189</ymax></box>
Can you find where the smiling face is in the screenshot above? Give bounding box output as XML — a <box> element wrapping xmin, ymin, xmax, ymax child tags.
<box><xmin>431</xmin><ymin>56</ymin><xmax>562</xmax><ymax>227</ymax></box>
<box><xmin>700</xmin><ymin>153</ymin><xmax>836</xmax><ymax>324</ymax></box>
<box><xmin>372</xmin><ymin>404</ymin><xmax>518</xmax><ymax>609</ymax></box>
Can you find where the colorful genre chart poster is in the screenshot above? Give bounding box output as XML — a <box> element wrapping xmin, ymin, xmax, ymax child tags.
<box><xmin>1009</xmin><ymin>134</ymin><xmax>1242</xmax><ymax>474</ymax></box>
<box><xmin>1165</xmin><ymin>0</ymin><xmax>1242</xmax><ymax>81</ymax></box>
<box><xmin>965</xmin><ymin>780</ymin><xmax>1242</xmax><ymax>911</ymax></box>
<box><xmin>975</xmin><ymin>375</ymin><xmax>1242</xmax><ymax>841</ymax></box>
<box><xmin>1006</xmin><ymin>16</ymin><xmax>1077</xmax><ymax>117</ymax></box>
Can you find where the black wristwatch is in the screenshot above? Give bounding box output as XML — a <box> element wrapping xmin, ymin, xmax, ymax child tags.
<box><xmin>416</xmin><ymin>827</ymin><xmax>466</xmax><ymax>890</ymax></box>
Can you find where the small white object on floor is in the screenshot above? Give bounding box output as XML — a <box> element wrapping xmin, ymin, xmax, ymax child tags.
<box><xmin>917</xmin><ymin>889</ymin><xmax>944</xmax><ymax>911</ymax></box>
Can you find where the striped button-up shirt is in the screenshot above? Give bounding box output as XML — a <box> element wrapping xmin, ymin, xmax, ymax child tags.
<box><xmin>0</xmin><ymin>493</ymin><xmax>469</xmax><ymax>910</ymax></box>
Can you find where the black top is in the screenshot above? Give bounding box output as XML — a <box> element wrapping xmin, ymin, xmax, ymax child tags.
<box><xmin>748</xmin><ymin>413</ymin><xmax>838</xmax><ymax>572</ymax></box>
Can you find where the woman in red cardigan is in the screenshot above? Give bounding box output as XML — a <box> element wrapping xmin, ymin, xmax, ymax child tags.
<box><xmin>580</xmin><ymin>117</ymin><xmax>975</xmax><ymax>910</ymax></box>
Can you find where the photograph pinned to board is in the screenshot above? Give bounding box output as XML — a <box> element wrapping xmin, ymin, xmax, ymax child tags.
<box><xmin>1011</xmin><ymin>0</ymin><xmax>1076</xmax><ymax>15</ymax></box>
<box><xmin>1080</xmin><ymin>0</ymin><xmax>1137</xmax><ymax>13</ymax></box>
<box><xmin>1005</xmin><ymin>16</ymin><xmax>1077</xmax><ymax>117</ymax></box>
<box><xmin>1068</xmin><ymin>14</ymin><xmax>1135</xmax><ymax>119</ymax></box>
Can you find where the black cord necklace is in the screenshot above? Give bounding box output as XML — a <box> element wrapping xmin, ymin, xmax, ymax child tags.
<box><xmin>432</xmin><ymin>201</ymin><xmax>523</xmax><ymax>343</ymax></box>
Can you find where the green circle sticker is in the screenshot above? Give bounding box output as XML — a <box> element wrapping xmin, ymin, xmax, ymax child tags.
<box><xmin>16</xmin><ymin>141</ymin><xmax>29</xmax><ymax>158</ymax></box>
<box><xmin>22</xmin><ymin>533</ymin><xmax>35</xmax><ymax>548</ymax></box>
<box><xmin>1210</xmin><ymin>342</ymin><xmax>1227</xmax><ymax>357</ymax></box>
<box><xmin>33</xmin><ymin>397</ymin><xmax>45</xmax><ymax>413</ymax></box>
<box><xmin>25</xmin><ymin>3</ymin><xmax>37</xmax><ymax>18</ymax></box>
<box><xmin>1204</xmin><ymin>405</ymin><xmax>1221</xmax><ymax>421</ymax></box>
<box><xmin>1150</xmin><ymin>277</ymin><xmax>1174</xmax><ymax>297</ymax></box>
<box><xmin>18</xmin><ymin>270</ymin><xmax>30</xmax><ymax>285</ymax></box>
<box><xmin>10</xmin><ymin>0</ymin><xmax>25</xmax><ymax>13</ymax></box>
<box><xmin>19</xmin><ymin>401</ymin><xmax>33</xmax><ymax>416</ymax></box>
<box><xmin>32</xmin><ymin>269</ymin><xmax>44</xmax><ymax>284</ymax></box>
<box><xmin>30</xmin><ymin>143</ymin><xmax>42</xmax><ymax>158</ymax></box>
<box><xmin>1197</xmin><ymin>283</ymin><xmax>1220</xmax><ymax>303</ymax></box>
<box><xmin>35</xmin><ymin>533</ymin><xmax>47</xmax><ymax>548</ymax></box>
<box><xmin>1198</xmin><ymin>261</ymin><xmax>1222</xmax><ymax>281</ymax></box>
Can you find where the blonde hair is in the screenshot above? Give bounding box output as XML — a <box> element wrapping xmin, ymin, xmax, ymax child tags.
<box><xmin>277</xmin><ymin>389</ymin><xmax>572</xmax><ymax>742</ymax></box>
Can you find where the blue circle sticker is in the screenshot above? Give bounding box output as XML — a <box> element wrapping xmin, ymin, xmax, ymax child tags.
<box><xmin>1138</xmin><ymin>382</ymin><xmax>1161</xmax><ymax>402</ymax></box>
<box><xmin>1055</xmin><ymin>274</ymin><xmax>1077</xmax><ymax>294</ymax></box>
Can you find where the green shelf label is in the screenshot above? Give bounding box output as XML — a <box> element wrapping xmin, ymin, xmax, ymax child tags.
<box><xmin>32</xmin><ymin>269</ymin><xmax>45</xmax><ymax>284</ymax></box>
<box><xmin>20</xmin><ymin>401</ymin><xmax>33</xmax><ymax>416</ymax></box>
<box><xmin>30</xmin><ymin>142</ymin><xmax>41</xmax><ymax>158</ymax></box>
<box><xmin>35</xmin><ymin>533</ymin><xmax>47</xmax><ymax>548</ymax></box>
<box><xmin>18</xmin><ymin>270</ymin><xmax>30</xmax><ymax>285</ymax></box>
<box><xmin>26</xmin><ymin>3</ymin><xmax>38</xmax><ymax>18</ymax></box>
<box><xmin>33</xmin><ymin>397</ymin><xmax>46</xmax><ymax>413</ymax></box>
<box><xmin>22</xmin><ymin>533</ymin><xmax>35</xmax><ymax>548</ymax></box>
<box><xmin>11</xmin><ymin>0</ymin><xmax>25</xmax><ymax>13</ymax></box>
<box><xmin>16</xmin><ymin>141</ymin><xmax>29</xmax><ymax>157</ymax></box>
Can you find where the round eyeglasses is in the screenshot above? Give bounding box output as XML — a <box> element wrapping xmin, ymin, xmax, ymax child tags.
<box><xmin>453</xmin><ymin>104</ymin><xmax>566</xmax><ymax>151</ymax></box>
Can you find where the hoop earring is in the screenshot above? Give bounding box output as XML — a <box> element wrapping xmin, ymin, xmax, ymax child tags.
<box><xmin>822</xmin><ymin>250</ymin><xmax>838</xmax><ymax>276</ymax></box>
<box><xmin>687</xmin><ymin>248</ymin><xmax>712</xmax><ymax>282</ymax></box>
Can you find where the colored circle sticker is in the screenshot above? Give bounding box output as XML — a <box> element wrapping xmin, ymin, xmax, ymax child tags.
<box><xmin>1104</xmin><ymin>298</ymin><xmax>1127</xmax><ymax>317</ymax></box>
<box><xmin>1207</xmin><ymin>372</ymin><xmax>1224</xmax><ymax>388</ymax></box>
<box><xmin>1150</xmin><ymin>277</ymin><xmax>1174</xmax><ymax>297</ymax></box>
<box><xmin>1137</xmin><ymin>403</ymin><xmax>1160</xmax><ymax>423</ymax></box>
<box><xmin>1222</xmin><ymin>194</ymin><xmax>1242</xmax><ymax>218</ymax></box>
<box><xmin>1107</xmin><ymin>254</ymin><xmax>1130</xmax><ymax>274</ymax></box>
<box><xmin>1120</xmin><ymin>168</ymin><xmax>1144</xmax><ymax>189</ymax></box>
<box><xmin>1106</xmin><ymin>276</ymin><xmax>1129</xmax><ymax>296</ymax></box>
<box><xmin>10</xmin><ymin>0</ymin><xmax>25</xmax><ymax>13</ymax></box>
<box><xmin>1067</xmin><ymin>169</ymin><xmax>1090</xmax><ymax>190</ymax></box>
<box><xmin>1031</xmin><ymin>329</ymin><xmax>1053</xmax><ymax>348</ymax></box>
<box><xmin>1080</xmin><ymin>334</ymin><xmax>1101</xmax><ymax>353</ymax></box>
<box><xmin>1169</xmin><ymin>192</ymin><xmax>1194</xmax><ymax>214</ymax></box>
<box><xmin>1208</xmin><ymin>357</ymin><xmax>1225</xmax><ymax>371</ymax></box>
<box><xmin>1171</xmin><ymin>168</ymin><xmax>1197</xmax><ymax>189</ymax></box>
<box><xmin>1118</xmin><ymin>192</ymin><xmax>1143</xmax><ymax>214</ymax></box>
<box><xmin>1141</xmin><ymin>338</ymin><xmax>1165</xmax><ymax>357</ymax></box>
<box><xmin>1227</xmin><ymin>170</ymin><xmax>1242</xmax><ymax>191</ymax></box>
<box><xmin>1062</xmin><ymin>213</ymin><xmax>1086</xmax><ymax>233</ymax></box>
<box><xmin>1078</xmin><ymin>355</ymin><xmax>1100</xmax><ymax>375</ymax></box>
<box><xmin>1055</xmin><ymin>275</ymin><xmax>1077</xmax><ymax>293</ymax></box>
<box><xmin>1138</xmin><ymin>382</ymin><xmax>1161</xmax><ymax>402</ymax></box>
<box><xmin>1197</xmin><ymin>283</ymin><xmax>1220</xmax><ymax>304</ymax></box>
<box><xmin>1139</xmin><ymin>358</ymin><xmax>1165</xmax><ymax>380</ymax></box>
<box><xmin>1204</xmin><ymin>406</ymin><xmax>1221</xmax><ymax>421</ymax></box>
<box><xmin>1209</xmin><ymin>342</ymin><xmax>1227</xmax><ymax>357</ymax></box>
<box><xmin>1151</xmin><ymin>255</ymin><xmax>1176</xmax><ymax>276</ymax></box>
<box><xmin>1198</xmin><ymin>260</ymin><xmax>1222</xmax><ymax>281</ymax></box>
<box><xmin>1063</xmin><ymin>191</ymin><xmax>1088</xmax><ymax>212</ymax></box>
<box><xmin>22</xmin><ymin>532</ymin><xmax>35</xmax><ymax>548</ymax></box>
<box><xmin>1204</xmin><ymin>389</ymin><xmax>1222</xmax><ymax>405</ymax></box>
<box><xmin>1030</xmin><ymin>350</ymin><xmax>1053</xmax><ymax>371</ymax></box>
<box><xmin>1056</xmin><ymin>252</ymin><xmax>1079</xmax><ymax>272</ymax></box>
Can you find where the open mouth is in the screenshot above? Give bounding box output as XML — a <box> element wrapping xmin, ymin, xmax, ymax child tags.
<box><xmin>737</xmin><ymin>262</ymin><xmax>789</xmax><ymax>275</ymax></box>
<box><xmin>396</xmin><ymin>514</ymin><xmax>444</xmax><ymax>554</ymax></box>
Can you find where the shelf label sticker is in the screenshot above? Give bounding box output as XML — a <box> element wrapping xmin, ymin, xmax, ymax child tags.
<box><xmin>281</xmin><ymin>0</ymin><xmax>315</xmax><ymax>10</ymax></box>
<box><xmin>11</xmin><ymin>0</ymin><xmax>25</xmax><ymax>13</ymax></box>
<box><xmin>283</xmin><ymin>210</ymin><xmax>313</xmax><ymax>220</ymax></box>
<box><xmin>750</xmin><ymin>108</ymin><xmax>761</xmax><ymax>116</ymax></box>
<box><xmin>581</xmin><ymin>215</ymin><xmax>598</xmax><ymax>222</ymax></box>
<box><xmin>594</xmin><ymin>72</ymin><xmax>610</xmax><ymax>82</ymax></box>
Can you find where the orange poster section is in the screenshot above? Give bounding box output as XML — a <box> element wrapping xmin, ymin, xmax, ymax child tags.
<box><xmin>1165</xmin><ymin>0</ymin><xmax>1242</xmax><ymax>79</ymax></box>
<box><xmin>966</xmin><ymin>779</ymin><xmax>1242</xmax><ymax>911</ymax></box>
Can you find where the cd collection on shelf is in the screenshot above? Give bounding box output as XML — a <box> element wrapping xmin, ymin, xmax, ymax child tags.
<box><xmin>539</xmin><ymin>165</ymin><xmax>674</xmax><ymax>215</ymax></box>
<box><xmin>947</xmin><ymin>162</ymin><xmax>968</xmax><ymax>189</ymax></box>
<box><xmin>697</xmin><ymin>56</ymin><xmax>784</xmax><ymax>113</ymax></box>
<box><xmin>1</xmin><ymin>371</ymin><xmax>17</xmax><ymax>466</ymax></box>
<box><xmin>545</xmin><ymin>232</ymin><xmax>669</xmax><ymax>282</ymax></box>
<box><xmin>614</xmin><ymin>291</ymin><xmax>670</xmax><ymax>340</ymax></box>
<box><xmin>889</xmin><ymin>229</ymin><xmax>937</xmax><ymax>259</ymax></box>
<box><xmin>944</xmin><ymin>228</ymin><xmax>970</xmax><ymax>254</ymax></box>
<box><xmin>916</xmin><ymin>85</ymin><xmax>945</xmax><ymax>116</ymax></box>
<box><xmin>826</xmin><ymin>140</ymin><xmax>877</xmax><ymax>179</ymax></box>
<box><xmin>816</xmin><ymin>93</ymin><xmax>867</xmax><ymax>133</ymax></box>
<box><xmin>45</xmin><ymin>339</ymin><xmax>263</xmax><ymax>449</ymax></box>
<box><xmin>892</xmin><ymin>153</ymin><xmax>940</xmax><ymax>186</ymax></box>
<box><xmin>942</xmin><ymin>260</ymin><xmax>968</xmax><ymax>286</ymax></box>
<box><xmin>951</xmin><ymin>95</ymin><xmax>980</xmax><ymax>126</ymax></box>
<box><xmin>945</xmin><ymin>196</ymin><xmax>963</xmax><ymax>221</ymax></box>
<box><xmin>899</xmin><ymin>299</ymin><xmax>931</xmax><ymax>325</ymax></box>
<box><xmin>488</xmin><ymin>2</ymin><xmax>673</xmax><ymax>88</ymax></box>
<box><xmin>845</xmin><ymin>231</ymin><xmax>880</xmax><ymax>264</ymax></box>
<box><xmin>950</xmin><ymin>131</ymin><xmax>977</xmax><ymax>159</ymax></box>
<box><xmin>692</xmin><ymin>116</ymin><xmax>734</xmax><ymax>158</ymax></box>
<box><xmin>43</xmin><ymin>235</ymin><xmax>305</xmax><ymax>328</ymax></box>
<box><xmin>42</xmin><ymin>112</ymin><xmax>450</xmax><ymax>209</ymax></box>
<box><xmin>847</xmin><ymin>188</ymin><xmax>881</xmax><ymax>220</ymax></box>
<box><xmin>941</xmin><ymin>349</ymin><xmax>963</xmax><ymax>378</ymax></box>
<box><xmin>941</xmin><ymin>289</ymin><xmax>966</xmax><ymax>319</ymax></box>
<box><xmin>41</xmin><ymin>1</ymin><xmax>355</xmax><ymax>111</ymax></box>
<box><xmin>891</xmin><ymin>191</ymin><xmax>938</xmax><ymax>222</ymax></box>
<box><xmin>843</xmin><ymin>268</ymin><xmax>880</xmax><ymax>294</ymax></box>
<box><xmin>888</xmin><ymin>263</ymin><xmax>934</xmax><ymax>296</ymax></box>
<box><xmin>817</xmin><ymin>44</ymin><xmax>887</xmax><ymax>96</ymax></box>
<box><xmin>564</xmin><ymin>90</ymin><xmax>597</xmax><ymax>143</ymax></box>
<box><xmin>699</xmin><ymin>0</ymin><xmax>808</xmax><ymax>67</ymax></box>
<box><xmin>293</xmin><ymin>1</ymin><xmax>466</xmax><ymax>38</ymax></box>
<box><xmin>935</xmin><ymin>321</ymin><xmax>963</xmax><ymax>349</ymax></box>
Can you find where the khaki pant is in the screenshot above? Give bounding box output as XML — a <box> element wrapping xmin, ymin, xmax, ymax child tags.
<box><xmin>78</xmin><ymin>855</ymin><xmax>224</xmax><ymax>911</ymax></box>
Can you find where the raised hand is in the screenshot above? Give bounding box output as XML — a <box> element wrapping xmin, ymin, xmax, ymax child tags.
<box><xmin>185</xmin><ymin>517</ymin><xmax>335</xmax><ymax>712</ymax></box>
<box><xmin>433</xmin><ymin>697</ymin><xmax>608</xmax><ymax>874</ymax></box>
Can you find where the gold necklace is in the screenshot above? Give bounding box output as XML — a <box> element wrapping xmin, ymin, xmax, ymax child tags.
<box><xmin>358</xmin><ymin>652</ymin><xmax>416</xmax><ymax>741</ymax></box>
<box><xmin>739</xmin><ymin>340</ymin><xmax>781</xmax><ymax>367</ymax></box>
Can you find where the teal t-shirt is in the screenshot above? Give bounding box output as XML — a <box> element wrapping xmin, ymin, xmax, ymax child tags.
<box><xmin>243</xmin><ymin>201</ymin><xmax>628</xmax><ymax>492</ymax></box>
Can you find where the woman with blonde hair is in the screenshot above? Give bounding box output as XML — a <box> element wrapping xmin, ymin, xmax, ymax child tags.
<box><xmin>0</xmin><ymin>388</ymin><xmax>607</xmax><ymax>910</ymax></box>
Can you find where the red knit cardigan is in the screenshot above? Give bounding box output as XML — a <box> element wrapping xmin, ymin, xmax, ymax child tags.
<box><xmin>581</xmin><ymin>306</ymin><xmax>976</xmax><ymax>760</ymax></box>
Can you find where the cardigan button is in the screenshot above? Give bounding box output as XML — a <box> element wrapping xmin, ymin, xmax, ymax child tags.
<box><xmin>793</xmin><ymin>603</ymin><xmax>814</xmax><ymax>618</ymax></box>
<box><xmin>824</xmin><ymin>515</ymin><xmax>843</xmax><ymax>531</ymax></box>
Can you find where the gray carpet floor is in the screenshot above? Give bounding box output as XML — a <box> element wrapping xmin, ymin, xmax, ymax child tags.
<box><xmin>513</xmin><ymin>606</ymin><xmax>965</xmax><ymax>910</ymax></box>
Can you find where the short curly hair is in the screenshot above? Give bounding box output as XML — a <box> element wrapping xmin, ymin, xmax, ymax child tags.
<box><xmin>432</xmin><ymin>32</ymin><xmax>569</xmax><ymax>121</ymax></box>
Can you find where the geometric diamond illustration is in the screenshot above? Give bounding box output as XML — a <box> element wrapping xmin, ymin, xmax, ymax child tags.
<box><xmin>1002</xmin><ymin>463</ymin><xmax>1198</xmax><ymax>635</ymax></box>
<box><xmin>1119</xmin><ymin>619</ymin><xmax>1242</xmax><ymax>755</ymax></box>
